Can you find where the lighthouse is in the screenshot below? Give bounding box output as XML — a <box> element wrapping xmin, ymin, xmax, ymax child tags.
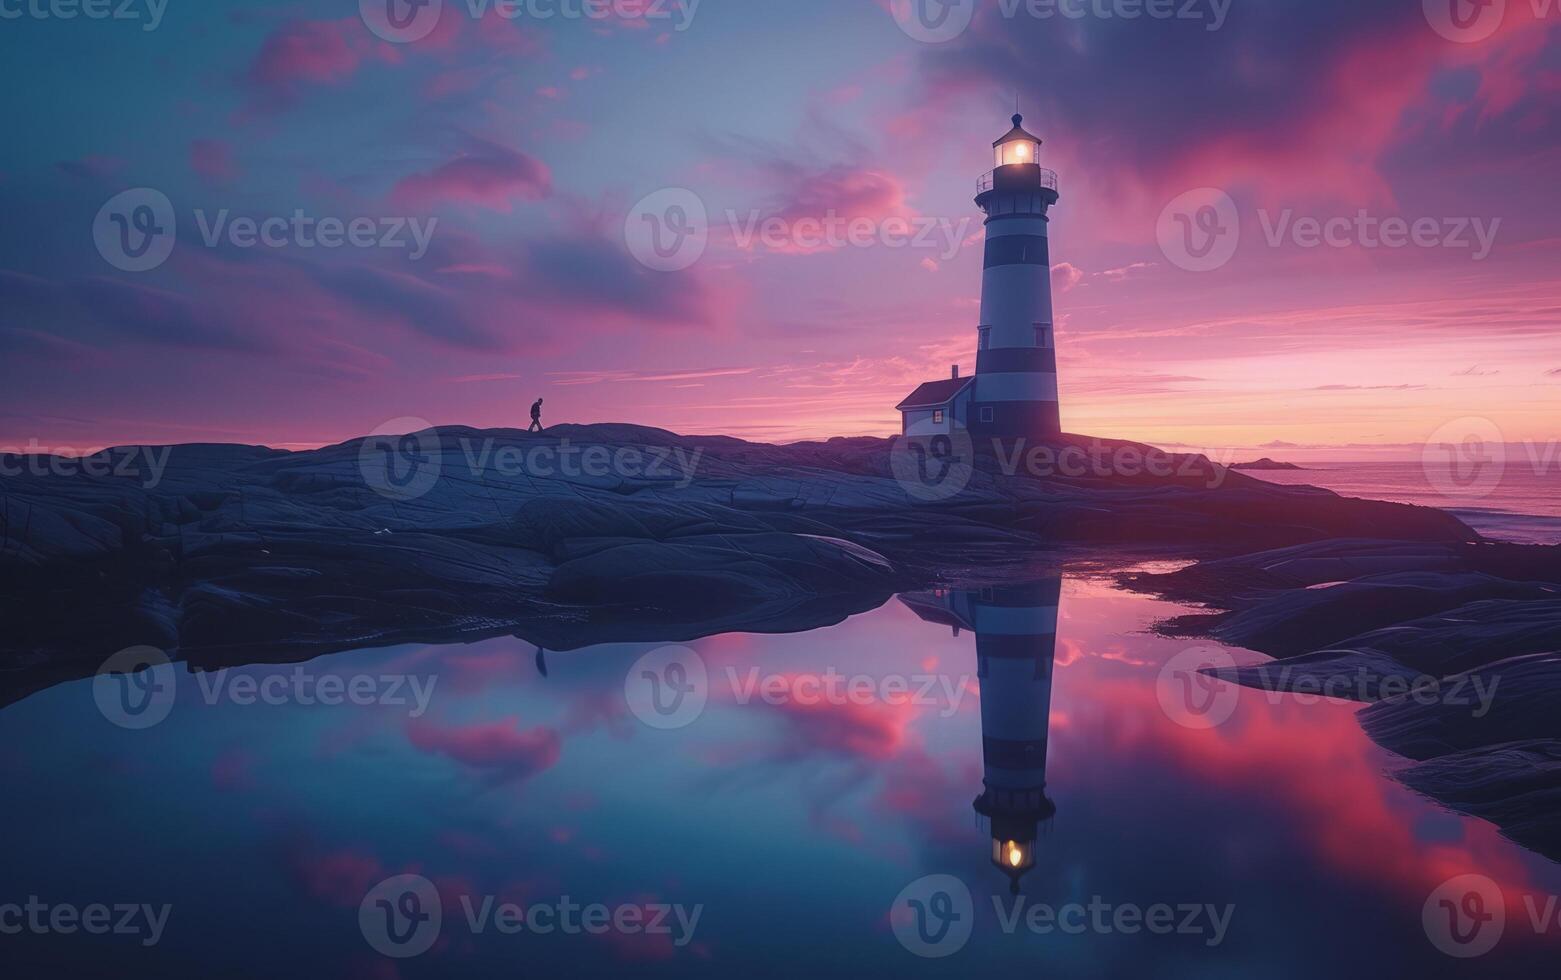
<box><xmin>897</xmin><ymin>115</ymin><xmax>1061</xmax><ymax>439</ymax></box>
<box><xmin>899</xmin><ymin>575</ymin><xmax>1062</xmax><ymax>894</ymax></box>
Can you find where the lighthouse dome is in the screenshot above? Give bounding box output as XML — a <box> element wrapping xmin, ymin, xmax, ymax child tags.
<box><xmin>993</xmin><ymin>113</ymin><xmax>1043</xmax><ymax>167</ymax></box>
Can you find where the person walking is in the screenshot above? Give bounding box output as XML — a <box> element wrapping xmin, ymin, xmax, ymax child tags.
<box><xmin>529</xmin><ymin>397</ymin><xmax>545</xmax><ymax>433</ymax></box>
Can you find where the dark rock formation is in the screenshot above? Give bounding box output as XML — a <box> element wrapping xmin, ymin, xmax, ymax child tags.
<box><xmin>1230</xmin><ymin>458</ymin><xmax>1305</xmax><ymax>470</ymax></box>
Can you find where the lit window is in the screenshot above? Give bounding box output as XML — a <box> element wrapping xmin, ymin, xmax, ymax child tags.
<box><xmin>933</xmin><ymin>409</ymin><xmax>945</xmax><ymax>424</ymax></box>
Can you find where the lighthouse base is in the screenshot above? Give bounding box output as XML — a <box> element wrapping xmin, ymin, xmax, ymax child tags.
<box><xmin>969</xmin><ymin>401</ymin><xmax>1062</xmax><ymax>442</ymax></box>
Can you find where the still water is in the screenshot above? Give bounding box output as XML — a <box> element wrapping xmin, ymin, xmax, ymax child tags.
<box><xmin>2</xmin><ymin>563</ymin><xmax>1557</xmax><ymax>977</ymax></box>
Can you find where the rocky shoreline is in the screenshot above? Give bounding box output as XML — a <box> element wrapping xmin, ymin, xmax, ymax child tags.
<box><xmin>4</xmin><ymin>422</ymin><xmax>1557</xmax><ymax>861</ymax></box>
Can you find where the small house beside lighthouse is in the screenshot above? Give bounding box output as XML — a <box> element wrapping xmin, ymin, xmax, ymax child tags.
<box><xmin>898</xmin><ymin>114</ymin><xmax>1062</xmax><ymax>439</ymax></box>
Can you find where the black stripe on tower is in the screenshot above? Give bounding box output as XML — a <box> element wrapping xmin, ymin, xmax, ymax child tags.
<box><xmin>983</xmin><ymin>736</ymin><xmax>1050</xmax><ymax>770</ymax></box>
<box><xmin>976</xmin><ymin>347</ymin><xmax>1058</xmax><ymax>373</ymax></box>
<box><xmin>983</xmin><ymin>234</ymin><xmax>1051</xmax><ymax>268</ymax></box>
<box><xmin>972</xmin><ymin>581</ymin><xmax>1063</xmax><ymax>606</ymax></box>
<box><xmin>970</xmin><ymin>401</ymin><xmax>1062</xmax><ymax>437</ymax></box>
<box><xmin>976</xmin><ymin>635</ymin><xmax>1058</xmax><ymax>661</ymax></box>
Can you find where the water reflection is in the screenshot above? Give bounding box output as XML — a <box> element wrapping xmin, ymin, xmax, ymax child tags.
<box><xmin>902</xmin><ymin>577</ymin><xmax>1060</xmax><ymax>894</ymax></box>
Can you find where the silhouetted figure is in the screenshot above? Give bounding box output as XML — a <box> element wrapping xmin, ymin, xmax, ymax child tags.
<box><xmin>529</xmin><ymin>398</ymin><xmax>544</xmax><ymax>433</ymax></box>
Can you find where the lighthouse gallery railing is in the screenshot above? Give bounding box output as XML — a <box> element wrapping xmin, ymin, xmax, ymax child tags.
<box><xmin>977</xmin><ymin>168</ymin><xmax>1059</xmax><ymax>194</ymax></box>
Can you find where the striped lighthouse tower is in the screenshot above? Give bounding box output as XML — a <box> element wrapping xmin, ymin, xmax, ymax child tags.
<box><xmin>971</xmin><ymin>115</ymin><xmax>1062</xmax><ymax>439</ymax></box>
<box><xmin>899</xmin><ymin>575</ymin><xmax>1061</xmax><ymax>894</ymax></box>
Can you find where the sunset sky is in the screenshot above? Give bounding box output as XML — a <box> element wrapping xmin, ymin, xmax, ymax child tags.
<box><xmin>2</xmin><ymin>0</ymin><xmax>1558</xmax><ymax>453</ymax></box>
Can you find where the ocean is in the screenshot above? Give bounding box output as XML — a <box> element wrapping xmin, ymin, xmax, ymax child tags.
<box><xmin>1245</xmin><ymin>459</ymin><xmax>1561</xmax><ymax>545</ymax></box>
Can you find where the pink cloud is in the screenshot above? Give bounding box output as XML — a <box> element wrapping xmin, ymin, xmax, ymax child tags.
<box><xmin>390</xmin><ymin>142</ymin><xmax>552</xmax><ymax>212</ymax></box>
<box><xmin>1051</xmin><ymin>262</ymin><xmax>1083</xmax><ymax>293</ymax></box>
<box><xmin>406</xmin><ymin>716</ymin><xmax>561</xmax><ymax>781</ymax></box>
<box><xmin>246</xmin><ymin>18</ymin><xmax>396</xmax><ymax>106</ymax></box>
<box><xmin>190</xmin><ymin>139</ymin><xmax>239</xmax><ymax>185</ymax></box>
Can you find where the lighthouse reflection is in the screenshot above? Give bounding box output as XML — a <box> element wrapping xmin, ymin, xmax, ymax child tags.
<box><xmin>900</xmin><ymin>574</ymin><xmax>1062</xmax><ymax>894</ymax></box>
